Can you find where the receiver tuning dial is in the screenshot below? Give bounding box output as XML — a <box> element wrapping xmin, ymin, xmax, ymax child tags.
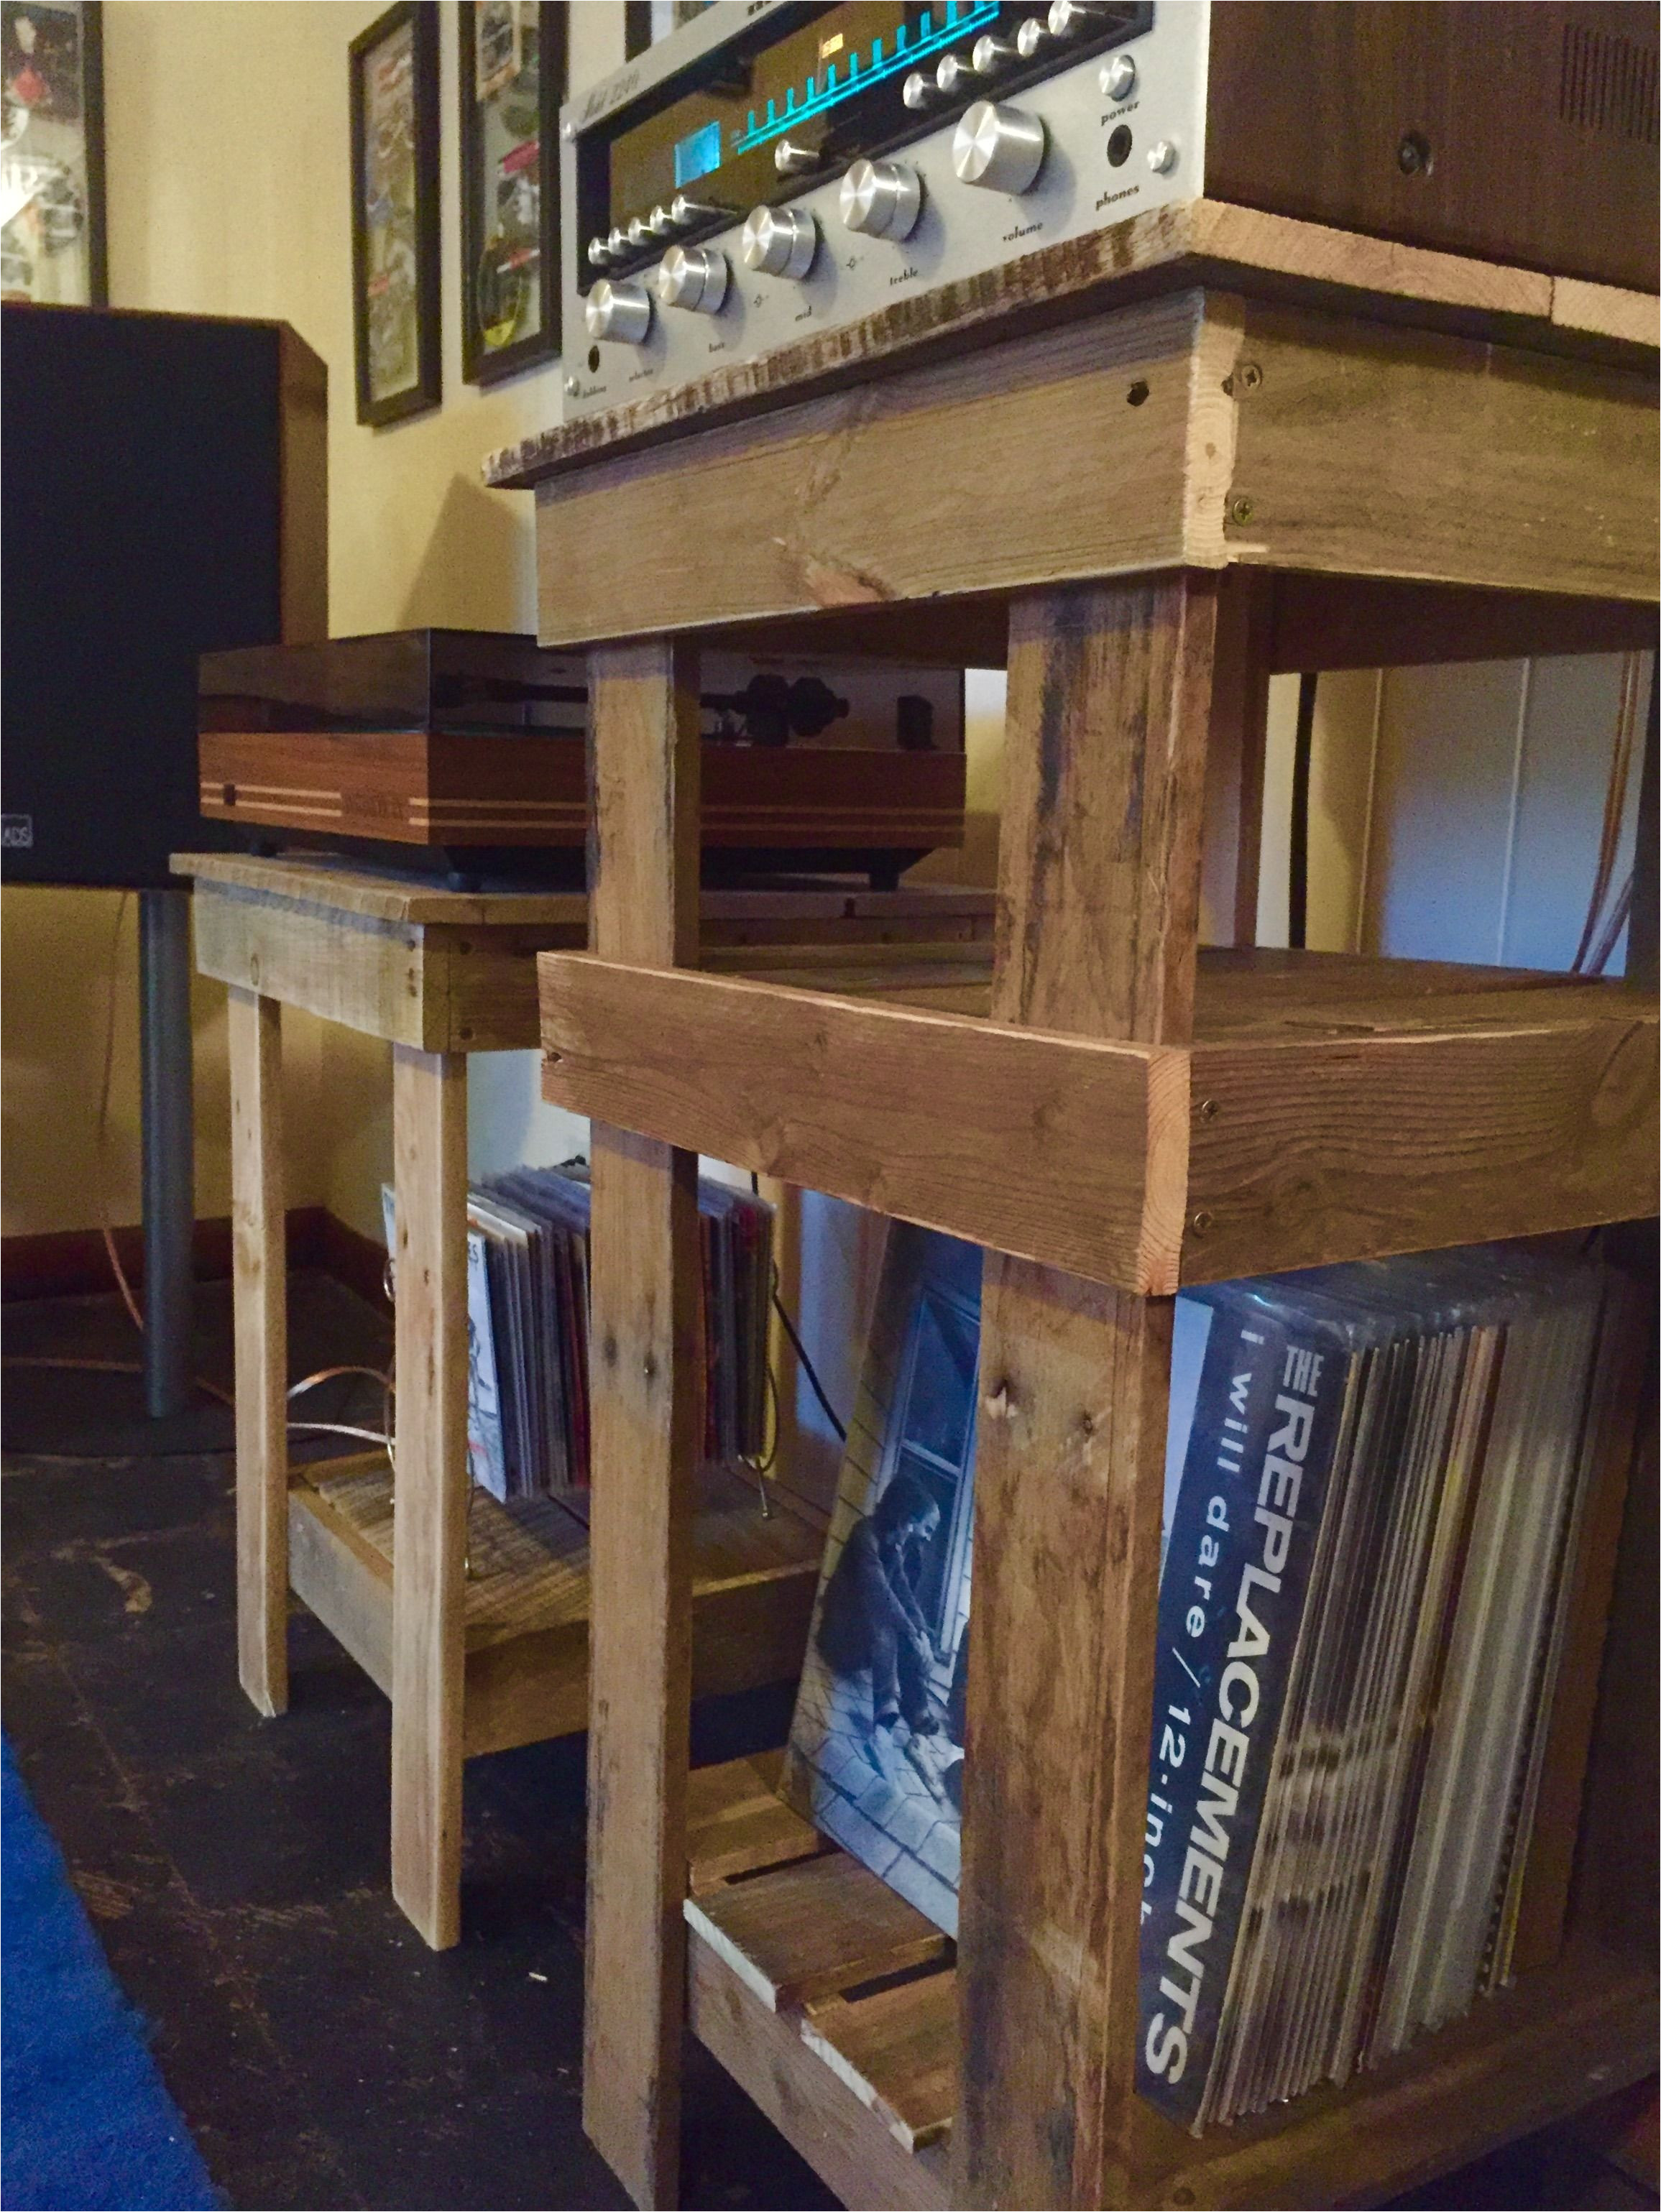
<box><xmin>952</xmin><ymin>99</ymin><xmax>1046</xmax><ymax>194</ymax></box>
<box><xmin>740</xmin><ymin>203</ymin><xmax>818</xmax><ymax>279</ymax></box>
<box><xmin>838</xmin><ymin>158</ymin><xmax>922</xmax><ymax>241</ymax></box>
<box><xmin>656</xmin><ymin>244</ymin><xmax>729</xmax><ymax>313</ymax></box>
<box><xmin>584</xmin><ymin>278</ymin><xmax>652</xmax><ymax>344</ymax></box>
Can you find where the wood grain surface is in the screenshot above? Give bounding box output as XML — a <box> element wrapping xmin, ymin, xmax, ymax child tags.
<box><xmin>229</xmin><ymin>987</ymin><xmax>288</xmax><ymax>1718</ymax></box>
<box><xmin>387</xmin><ymin>1046</ymin><xmax>470</xmax><ymax>1953</ymax></box>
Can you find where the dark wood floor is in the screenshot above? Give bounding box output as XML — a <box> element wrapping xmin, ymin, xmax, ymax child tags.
<box><xmin>2</xmin><ymin>1277</ymin><xmax>1653</xmax><ymax>2211</ymax></box>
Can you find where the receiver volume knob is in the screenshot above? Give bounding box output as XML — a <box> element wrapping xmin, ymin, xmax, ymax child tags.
<box><xmin>952</xmin><ymin>100</ymin><xmax>1046</xmax><ymax>193</ymax></box>
<box><xmin>584</xmin><ymin>278</ymin><xmax>651</xmax><ymax>344</ymax></box>
<box><xmin>740</xmin><ymin>203</ymin><xmax>818</xmax><ymax>279</ymax></box>
<box><xmin>655</xmin><ymin>244</ymin><xmax>729</xmax><ymax>313</ymax></box>
<box><xmin>838</xmin><ymin>158</ymin><xmax>922</xmax><ymax>241</ymax></box>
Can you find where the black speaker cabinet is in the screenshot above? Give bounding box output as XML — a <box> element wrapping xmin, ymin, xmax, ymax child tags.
<box><xmin>1</xmin><ymin>302</ymin><xmax>327</xmax><ymax>888</ymax></box>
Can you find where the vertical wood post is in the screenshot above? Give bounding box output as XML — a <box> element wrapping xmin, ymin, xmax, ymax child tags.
<box><xmin>1202</xmin><ymin>568</ymin><xmax>1275</xmax><ymax>948</ymax></box>
<box><xmin>957</xmin><ymin>573</ymin><xmax>1219</xmax><ymax>2210</ymax></box>
<box><xmin>583</xmin><ymin>640</ymin><xmax>703</xmax><ymax>2212</ymax></box>
<box><xmin>229</xmin><ymin>985</ymin><xmax>288</xmax><ymax>1718</ymax></box>
<box><xmin>389</xmin><ymin>1043</ymin><xmax>469</xmax><ymax>1951</ymax></box>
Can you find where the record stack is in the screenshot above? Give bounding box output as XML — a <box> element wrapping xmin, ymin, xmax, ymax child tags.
<box><xmin>384</xmin><ymin>1165</ymin><xmax>773</xmax><ymax>1500</ymax></box>
<box><xmin>1139</xmin><ymin>1243</ymin><xmax>1644</xmax><ymax>2132</ymax></box>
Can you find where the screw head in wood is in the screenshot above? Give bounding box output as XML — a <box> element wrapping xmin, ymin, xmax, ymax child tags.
<box><xmin>1197</xmin><ymin>1097</ymin><xmax>1218</xmax><ymax>1120</ymax></box>
<box><xmin>1191</xmin><ymin>1209</ymin><xmax>1215</xmax><ymax>1235</ymax></box>
<box><xmin>1238</xmin><ymin>361</ymin><xmax>1262</xmax><ymax>390</ymax></box>
<box><xmin>1228</xmin><ymin>495</ymin><xmax>1255</xmax><ymax>525</ymax></box>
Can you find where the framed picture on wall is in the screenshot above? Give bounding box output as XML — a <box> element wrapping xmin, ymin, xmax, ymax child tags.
<box><xmin>459</xmin><ymin>0</ymin><xmax>566</xmax><ymax>385</ymax></box>
<box><xmin>350</xmin><ymin>0</ymin><xmax>440</xmax><ymax>427</ymax></box>
<box><xmin>1</xmin><ymin>0</ymin><xmax>106</xmax><ymax>307</ymax></box>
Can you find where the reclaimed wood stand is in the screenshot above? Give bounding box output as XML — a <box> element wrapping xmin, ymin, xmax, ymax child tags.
<box><xmin>502</xmin><ymin>209</ymin><xmax>1660</xmax><ymax>2208</ymax></box>
<box><xmin>173</xmin><ymin>849</ymin><xmax>991</xmax><ymax>1950</ymax></box>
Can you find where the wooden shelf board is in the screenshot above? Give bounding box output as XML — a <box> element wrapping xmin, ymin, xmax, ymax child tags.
<box><xmin>541</xmin><ymin>945</ymin><xmax>1657</xmax><ymax>1290</ymax></box>
<box><xmin>678</xmin><ymin>1762</ymin><xmax>1657</xmax><ymax>2212</ymax></box>
<box><xmin>286</xmin><ymin>1456</ymin><xmax>821</xmax><ymax>1759</ymax></box>
<box><xmin>687</xmin><ymin>1748</ymin><xmax>828</xmax><ymax>1894</ymax></box>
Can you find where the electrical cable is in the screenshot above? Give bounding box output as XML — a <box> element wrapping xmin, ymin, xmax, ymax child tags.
<box><xmin>770</xmin><ymin>1276</ymin><xmax>847</xmax><ymax>1444</ymax></box>
<box><xmin>1288</xmin><ymin>672</ymin><xmax>1317</xmax><ymax>951</ymax></box>
<box><xmin>1572</xmin><ymin>650</ymin><xmax>1645</xmax><ymax>973</ymax></box>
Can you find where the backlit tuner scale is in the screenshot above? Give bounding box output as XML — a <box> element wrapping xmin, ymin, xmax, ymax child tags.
<box><xmin>558</xmin><ymin>1</ymin><xmax>1657</xmax><ymax>417</ymax></box>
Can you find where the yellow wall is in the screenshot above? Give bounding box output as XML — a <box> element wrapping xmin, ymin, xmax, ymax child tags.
<box><xmin>3</xmin><ymin>0</ymin><xmax>626</xmax><ymax>1243</ymax></box>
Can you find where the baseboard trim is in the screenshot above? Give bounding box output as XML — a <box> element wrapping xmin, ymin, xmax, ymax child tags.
<box><xmin>2</xmin><ymin>1209</ymin><xmax>390</xmax><ymax>1315</ymax></box>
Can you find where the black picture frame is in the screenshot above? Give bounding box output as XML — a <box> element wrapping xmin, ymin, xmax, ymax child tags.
<box><xmin>458</xmin><ymin>0</ymin><xmax>566</xmax><ymax>387</ymax></box>
<box><xmin>0</xmin><ymin>0</ymin><xmax>106</xmax><ymax>307</ymax></box>
<box><xmin>349</xmin><ymin>0</ymin><xmax>441</xmax><ymax>428</ymax></box>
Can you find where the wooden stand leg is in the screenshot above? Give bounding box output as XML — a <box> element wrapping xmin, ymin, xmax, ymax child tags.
<box><xmin>229</xmin><ymin>985</ymin><xmax>288</xmax><ymax>1718</ymax></box>
<box><xmin>390</xmin><ymin>1043</ymin><xmax>469</xmax><ymax>1952</ymax></box>
<box><xmin>582</xmin><ymin>640</ymin><xmax>702</xmax><ymax>2211</ymax></box>
<box><xmin>957</xmin><ymin>574</ymin><xmax>1218</xmax><ymax>2210</ymax></box>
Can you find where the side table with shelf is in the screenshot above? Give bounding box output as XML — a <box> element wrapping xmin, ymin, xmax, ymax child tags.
<box><xmin>174</xmin><ymin>848</ymin><xmax>993</xmax><ymax>1950</ymax></box>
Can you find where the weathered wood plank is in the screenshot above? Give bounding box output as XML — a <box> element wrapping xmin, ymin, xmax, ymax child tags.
<box><xmin>687</xmin><ymin>1934</ymin><xmax>952</xmax><ymax>2212</ymax></box>
<box><xmin>686</xmin><ymin>1853</ymin><xmax>948</xmax><ymax>2014</ymax></box>
<box><xmin>287</xmin><ymin>1477</ymin><xmax>393</xmax><ymax>1696</ymax></box>
<box><xmin>583</xmin><ymin>639</ymin><xmax>703</xmax><ymax>2212</ymax></box>
<box><xmin>686</xmin><ymin>1752</ymin><xmax>825</xmax><ymax>1894</ymax></box>
<box><xmin>1184</xmin><ymin>1000</ymin><xmax>1660</xmax><ymax>1281</ymax></box>
<box><xmin>540</xmin><ymin>955</ymin><xmax>1184</xmax><ymax>1295</ymax></box>
<box><xmin>229</xmin><ymin>987</ymin><xmax>288</xmax><ymax>1718</ymax></box>
<box><xmin>1229</xmin><ymin>300</ymin><xmax>1659</xmax><ymax>603</ymax></box>
<box><xmin>388</xmin><ymin>1046</ymin><xmax>470</xmax><ymax>1952</ymax></box>
<box><xmin>802</xmin><ymin>1968</ymin><xmax>959</xmax><ymax>2152</ymax></box>
<box><xmin>530</xmin><ymin>296</ymin><xmax>1225</xmax><ymax>646</ymax></box>
<box><xmin>957</xmin><ymin>575</ymin><xmax>1216</xmax><ymax>2209</ymax></box>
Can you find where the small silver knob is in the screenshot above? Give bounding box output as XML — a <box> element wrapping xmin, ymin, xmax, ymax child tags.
<box><xmin>671</xmin><ymin>194</ymin><xmax>729</xmax><ymax>226</ymax></box>
<box><xmin>971</xmin><ymin>33</ymin><xmax>1018</xmax><ymax>73</ymax></box>
<box><xmin>1049</xmin><ymin>0</ymin><xmax>1116</xmax><ymax>34</ymax></box>
<box><xmin>584</xmin><ymin>278</ymin><xmax>651</xmax><ymax>344</ymax></box>
<box><xmin>1016</xmin><ymin>16</ymin><xmax>1052</xmax><ymax>57</ymax></box>
<box><xmin>773</xmin><ymin>137</ymin><xmax>819</xmax><ymax>177</ymax></box>
<box><xmin>626</xmin><ymin>216</ymin><xmax>653</xmax><ymax>249</ymax></box>
<box><xmin>740</xmin><ymin>203</ymin><xmax>817</xmax><ymax>279</ymax></box>
<box><xmin>902</xmin><ymin>69</ymin><xmax>942</xmax><ymax>111</ymax></box>
<box><xmin>648</xmin><ymin>203</ymin><xmax>677</xmax><ymax>236</ymax></box>
<box><xmin>1147</xmin><ymin>137</ymin><xmax>1177</xmax><ymax>174</ymax></box>
<box><xmin>587</xmin><ymin>236</ymin><xmax>614</xmax><ymax>269</ymax></box>
<box><xmin>838</xmin><ymin>158</ymin><xmax>922</xmax><ymax>241</ymax></box>
<box><xmin>607</xmin><ymin>226</ymin><xmax>629</xmax><ymax>258</ymax></box>
<box><xmin>1100</xmin><ymin>52</ymin><xmax>1137</xmax><ymax>99</ymax></box>
<box><xmin>936</xmin><ymin>52</ymin><xmax>976</xmax><ymax>96</ymax></box>
<box><xmin>655</xmin><ymin>244</ymin><xmax>729</xmax><ymax>313</ymax></box>
<box><xmin>952</xmin><ymin>100</ymin><xmax>1046</xmax><ymax>194</ymax></box>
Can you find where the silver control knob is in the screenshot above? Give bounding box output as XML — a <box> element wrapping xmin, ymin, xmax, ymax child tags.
<box><xmin>1016</xmin><ymin>16</ymin><xmax>1052</xmax><ymax>57</ymax></box>
<box><xmin>626</xmin><ymin>216</ymin><xmax>653</xmax><ymax>249</ymax></box>
<box><xmin>902</xmin><ymin>68</ymin><xmax>942</xmax><ymax>111</ymax></box>
<box><xmin>671</xmin><ymin>193</ymin><xmax>729</xmax><ymax>226</ymax></box>
<box><xmin>952</xmin><ymin>100</ymin><xmax>1046</xmax><ymax>193</ymax></box>
<box><xmin>773</xmin><ymin>137</ymin><xmax>819</xmax><ymax>176</ymax></box>
<box><xmin>838</xmin><ymin>158</ymin><xmax>922</xmax><ymax>241</ymax></box>
<box><xmin>1100</xmin><ymin>52</ymin><xmax>1137</xmax><ymax>99</ymax></box>
<box><xmin>972</xmin><ymin>32</ymin><xmax>1018</xmax><ymax>73</ymax></box>
<box><xmin>936</xmin><ymin>51</ymin><xmax>976</xmax><ymax>96</ymax></box>
<box><xmin>1147</xmin><ymin>137</ymin><xmax>1177</xmax><ymax>173</ymax></box>
<box><xmin>655</xmin><ymin>244</ymin><xmax>729</xmax><ymax>313</ymax></box>
<box><xmin>587</xmin><ymin>236</ymin><xmax>614</xmax><ymax>268</ymax></box>
<box><xmin>607</xmin><ymin>226</ymin><xmax>630</xmax><ymax>258</ymax></box>
<box><xmin>584</xmin><ymin>278</ymin><xmax>652</xmax><ymax>344</ymax></box>
<box><xmin>649</xmin><ymin>203</ymin><xmax>677</xmax><ymax>236</ymax></box>
<box><xmin>740</xmin><ymin>203</ymin><xmax>817</xmax><ymax>279</ymax></box>
<box><xmin>1049</xmin><ymin>0</ymin><xmax>1114</xmax><ymax>34</ymax></box>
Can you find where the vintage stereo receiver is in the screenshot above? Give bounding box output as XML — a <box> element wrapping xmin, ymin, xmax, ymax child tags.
<box><xmin>561</xmin><ymin>0</ymin><xmax>1657</xmax><ymax>420</ymax></box>
<box><xmin>198</xmin><ymin>630</ymin><xmax>965</xmax><ymax>885</ymax></box>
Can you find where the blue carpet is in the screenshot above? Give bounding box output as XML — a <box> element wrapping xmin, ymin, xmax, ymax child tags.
<box><xmin>2</xmin><ymin>1738</ymin><xmax>218</xmax><ymax>2211</ymax></box>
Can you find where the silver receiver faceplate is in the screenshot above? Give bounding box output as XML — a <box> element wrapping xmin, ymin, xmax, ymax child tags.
<box><xmin>560</xmin><ymin>1</ymin><xmax>1209</xmax><ymax>420</ymax></box>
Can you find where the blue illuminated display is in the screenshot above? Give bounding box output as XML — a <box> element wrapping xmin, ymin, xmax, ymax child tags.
<box><xmin>732</xmin><ymin>1</ymin><xmax>1001</xmax><ymax>157</ymax></box>
<box><xmin>673</xmin><ymin>117</ymin><xmax>724</xmax><ymax>186</ymax></box>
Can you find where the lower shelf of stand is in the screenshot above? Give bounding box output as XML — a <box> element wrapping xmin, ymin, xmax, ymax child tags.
<box><xmin>681</xmin><ymin>1758</ymin><xmax>1658</xmax><ymax>2212</ymax></box>
<box><xmin>287</xmin><ymin>1455</ymin><xmax>820</xmax><ymax>1758</ymax></box>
